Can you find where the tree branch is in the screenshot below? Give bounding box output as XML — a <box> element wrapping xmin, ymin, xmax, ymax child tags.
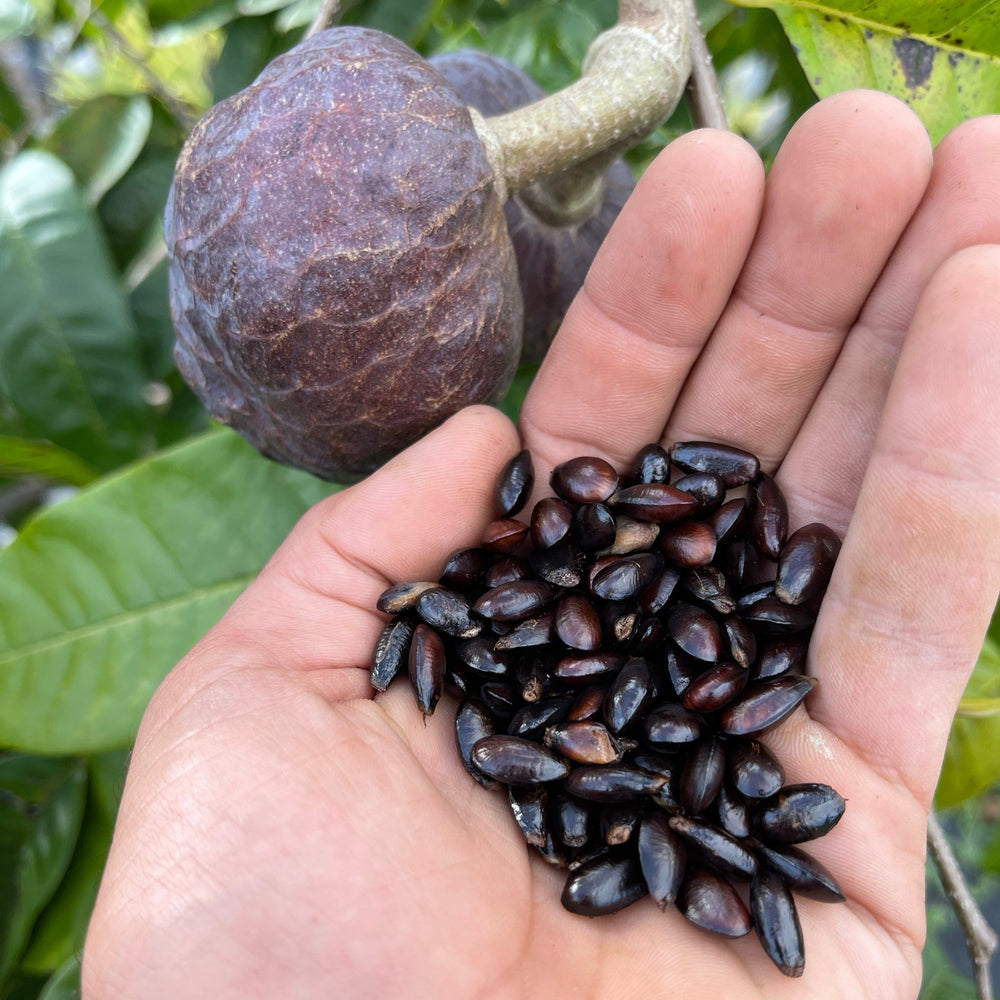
<box><xmin>927</xmin><ymin>809</ymin><xmax>998</xmax><ymax>1000</ymax></box>
<box><xmin>682</xmin><ymin>0</ymin><xmax>727</xmax><ymax>130</ymax></box>
<box><xmin>304</xmin><ymin>0</ymin><xmax>341</xmax><ymax>39</ymax></box>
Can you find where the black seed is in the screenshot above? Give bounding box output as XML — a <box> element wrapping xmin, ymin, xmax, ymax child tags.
<box><xmin>416</xmin><ymin>587</ymin><xmax>482</xmax><ymax>638</ymax></box>
<box><xmin>750</xmin><ymin>473</ymin><xmax>789</xmax><ymax>559</ymax></box>
<box><xmin>665</xmin><ymin>648</ymin><xmax>703</xmax><ymax>698</ymax></box>
<box><xmin>473</xmin><ymin>580</ymin><xmax>558</xmax><ymax>621</ymax></box>
<box><xmin>754</xmin><ymin>637</ymin><xmax>808</xmax><ymax>679</ymax></box>
<box><xmin>742</xmin><ymin>596</ymin><xmax>815</xmax><ymax>634</ymax></box>
<box><xmin>683</xmin><ymin>662</ymin><xmax>748</xmax><ymax>713</ymax></box>
<box><xmin>555</xmin><ymin>652</ymin><xmax>626</xmax><ymax>681</ymax></box>
<box><xmin>723</xmin><ymin>615</ymin><xmax>757</xmax><ymax>669</ymax></box>
<box><xmin>720</xmin><ymin>675</ymin><xmax>817</xmax><ymax>735</ymax></box>
<box><xmin>601</xmin><ymin>802</ymin><xmax>641</xmax><ymax>846</ymax></box>
<box><xmin>672</xmin><ymin>472</ymin><xmax>725</xmax><ymax>510</ymax></box>
<box><xmin>493</xmin><ymin>611</ymin><xmax>557</xmax><ymax>650</ymax></box>
<box><xmin>530</xmin><ymin>542</ymin><xmax>584</xmax><ymax>588</ymax></box>
<box><xmin>603</xmin><ymin>657</ymin><xmax>652</xmax><ymax>733</ymax></box>
<box><xmin>376</xmin><ymin>581</ymin><xmax>440</xmax><ymax>614</ymax></box>
<box><xmin>670</xmin><ymin>441</ymin><xmax>760</xmax><ymax>486</ymax></box>
<box><xmin>638</xmin><ymin>566</ymin><xmax>681</xmax><ymax>615</ymax></box>
<box><xmin>612</xmin><ymin>483</ymin><xmax>700</xmax><ymax>523</ymax></box>
<box><xmin>668</xmin><ymin>602</ymin><xmax>725</xmax><ymax>661</ymax></box>
<box><xmin>638</xmin><ymin>811</ymin><xmax>686</xmax><ymax>908</ymax></box>
<box><xmin>531</xmin><ymin>497</ymin><xmax>575</xmax><ymax>549</ymax></box>
<box><xmin>508</xmin><ymin>785</ymin><xmax>549</xmax><ymax>848</ymax></box>
<box><xmin>555</xmin><ymin>593</ymin><xmax>603</xmax><ymax>650</ymax></box>
<box><xmin>573</xmin><ymin>502</ymin><xmax>617</xmax><ymax>550</ymax></box>
<box><xmin>751</xmin><ymin>869</ymin><xmax>805</xmax><ymax>977</ymax></box>
<box><xmin>564</xmin><ymin>765</ymin><xmax>666</xmax><ymax>801</ymax></box>
<box><xmin>484</xmin><ymin>555</ymin><xmax>532</xmax><ymax>587</ymax></box>
<box><xmin>707</xmin><ymin>497</ymin><xmax>747</xmax><ymax>546</ymax></box>
<box><xmin>679</xmin><ymin>735</ymin><xmax>725</xmax><ymax>814</ymax></box>
<box><xmin>754</xmin><ymin>783</ymin><xmax>846</xmax><ymax>844</ymax></box>
<box><xmin>660</xmin><ymin>520</ymin><xmax>717</xmax><ymax>567</ymax></box>
<box><xmin>551</xmin><ymin>456</ymin><xmax>619</xmax><ymax>504</ymax></box>
<box><xmin>634</xmin><ymin>442</ymin><xmax>671</xmax><ymax>484</ymax></box>
<box><xmin>455</xmin><ymin>699</ymin><xmax>497</xmax><ymax>788</ymax></box>
<box><xmin>455</xmin><ymin>635</ymin><xmax>511</xmax><ymax>675</ymax></box>
<box><xmin>775</xmin><ymin>523</ymin><xmax>841</xmax><ymax>605</ymax></box>
<box><xmin>561</xmin><ymin>853</ymin><xmax>648</xmax><ymax>916</ymax></box>
<box><xmin>552</xmin><ymin>793</ymin><xmax>592</xmax><ymax>849</ymax></box>
<box><xmin>753</xmin><ymin>842</ymin><xmax>846</xmax><ymax>903</ymax></box>
<box><xmin>508</xmin><ymin>693</ymin><xmax>575</xmax><ymax>740</ymax></box>
<box><xmin>408</xmin><ymin>623</ymin><xmax>446</xmax><ymax>717</ymax></box>
<box><xmin>642</xmin><ymin>702</ymin><xmax>704</xmax><ymax>747</ymax></box>
<box><xmin>495</xmin><ymin>448</ymin><xmax>534</xmax><ymax>518</ymax></box>
<box><xmin>439</xmin><ymin>547</ymin><xmax>492</xmax><ymax>589</ymax></box>
<box><xmin>716</xmin><ymin>783</ymin><xmax>752</xmax><ymax>839</ymax></box>
<box><xmin>568</xmin><ymin>683</ymin><xmax>608</xmax><ymax>721</ymax></box>
<box><xmin>592</xmin><ymin>552</ymin><xmax>663</xmax><ymax>601</ymax></box>
<box><xmin>479</xmin><ymin>680</ymin><xmax>518</xmax><ymax>721</ymax></box>
<box><xmin>677</xmin><ymin>867</ymin><xmax>752</xmax><ymax>937</ymax></box>
<box><xmin>669</xmin><ymin>814</ymin><xmax>758</xmax><ymax>879</ymax></box>
<box><xmin>481</xmin><ymin>517</ymin><xmax>529</xmax><ymax>554</ymax></box>
<box><xmin>683</xmin><ymin>566</ymin><xmax>736</xmax><ymax>615</ymax></box>
<box><xmin>370</xmin><ymin>617</ymin><xmax>414</xmax><ymax>691</ymax></box>
<box><xmin>727</xmin><ymin>738</ymin><xmax>785</xmax><ymax>798</ymax></box>
<box><xmin>470</xmin><ymin>735</ymin><xmax>571</xmax><ymax>785</ymax></box>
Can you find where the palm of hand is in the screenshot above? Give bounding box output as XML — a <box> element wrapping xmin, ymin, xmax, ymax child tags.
<box><xmin>84</xmin><ymin>94</ymin><xmax>1000</xmax><ymax>1000</ymax></box>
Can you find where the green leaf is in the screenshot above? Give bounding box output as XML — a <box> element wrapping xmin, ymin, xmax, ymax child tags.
<box><xmin>0</xmin><ymin>756</ymin><xmax>87</xmax><ymax>982</ymax></box>
<box><xmin>42</xmin><ymin>96</ymin><xmax>153</xmax><ymax>205</ymax></box>
<box><xmin>918</xmin><ymin>963</ymin><xmax>978</xmax><ymax>1000</ymax></box>
<box><xmin>0</xmin><ymin>0</ymin><xmax>33</xmax><ymax>40</ymax></box>
<box><xmin>0</xmin><ymin>429</ymin><xmax>336</xmax><ymax>754</ymax></box>
<box><xmin>0</xmin><ymin>151</ymin><xmax>153</xmax><ymax>470</ymax></box>
<box><xmin>730</xmin><ymin>0</ymin><xmax>1000</xmax><ymax>143</ymax></box>
<box><xmin>935</xmin><ymin>637</ymin><xmax>1000</xmax><ymax>808</ymax></box>
<box><xmin>0</xmin><ymin>439</ymin><xmax>99</xmax><ymax>488</ymax></box>
<box><xmin>36</xmin><ymin>956</ymin><xmax>80</xmax><ymax>1000</ymax></box>
<box><xmin>20</xmin><ymin>752</ymin><xmax>128</xmax><ymax>974</ymax></box>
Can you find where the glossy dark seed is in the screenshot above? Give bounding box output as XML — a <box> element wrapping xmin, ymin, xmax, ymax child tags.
<box><xmin>677</xmin><ymin>867</ymin><xmax>752</xmax><ymax>937</ymax></box>
<box><xmin>643</xmin><ymin>702</ymin><xmax>704</xmax><ymax>746</ymax></box>
<box><xmin>634</xmin><ymin>442</ymin><xmax>671</xmax><ymax>484</ymax></box>
<box><xmin>482</xmin><ymin>517</ymin><xmax>529</xmax><ymax>554</ymax></box>
<box><xmin>707</xmin><ymin>498</ymin><xmax>747</xmax><ymax>546</ymax></box>
<box><xmin>727</xmin><ymin>738</ymin><xmax>785</xmax><ymax>798</ymax></box>
<box><xmin>529</xmin><ymin>543</ymin><xmax>584</xmax><ymax>588</ymax></box>
<box><xmin>723</xmin><ymin>615</ymin><xmax>757</xmax><ymax>669</ymax></box>
<box><xmin>370</xmin><ymin>617</ymin><xmax>415</xmax><ymax>692</ymax></box>
<box><xmin>564</xmin><ymin>765</ymin><xmax>666</xmax><ymax>801</ymax></box>
<box><xmin>470</xmin><ymin>735</ymin><xmax>571</xmax><ymax>785</ymax></box>
<box><xmin>629</xmin><ymin>616</ymin><xmax>664</xmax><ymax>656</ymax></box>
<box><xmin>682</xmin><ymin>566</ymin><xmax>735</xmax><ymax>615</ymax></box>
<box><xmin>573</xmin><ymin>503</ymin><xmax>617</xmax><ymax>550</ymax></box>
<box><xmin>751</xmin><ymin>869</ymin><xmax>805</xmax><ymax>977</ymax></box>
<box><xmin>455</xmin><ymin>699</ymin><xmax>497</xmax><ymax>788</ymax></box>
<box><xmin>720</xmin><ymin>676</ymin><xmax>817</xmax><ymax>735</ymax></box>
<box><xmin>599</xmin><ymin>516</ymin><xmax>660</xmax><ymax>556</ymax></box>
<box><xmin>507</xmin><ymin>693</ymin><xmax>575</xmax><ymax>740</ymax></box>
<box><xmin>717</xmin><ymin>538</ymin><xmax>748</xmax><ymax>587</ymax></box>
<box><xmin>508</xmin><ymin>785</ymin><xmax>548</xmax><ymax>848</ymax></box>
<box><xmin>668</xmin><ymin>602</ymin><xmax>725</xmax><ymax>661</ymax></box>
<box><xmin>612</xmin><ymin>483</ymin><xmax>700</xmax><ymax>523</ymax></box>
<box><xmin>683</xmin><ymin>662</ymin><xmax>748</xmax><ymax>713</ymax></box>
<box><xmin>638</xmin><ymin>811</ymin><xmax>686</xmax><ymax>908</ymax></box>
<box><xmin>716</xmin><ymin>783</ymin><xmax>752</xmax><ymax>839</ymax></box>
<box><xmin>660</xmin><ymin>521</ymin><xmax>717</xmax><ymax>567</ymax></box>
<box><xmin>495</xmin><ymin>449</ymin><xmax>534</xmax><ymax>518</ymax></box>
<box><xmin>753</xmin><ymin>842</ymin><xmax>846</xmax><ymax>902</ymax></box>
<box><xmin>479</xmin><ymin>680</ymin><xmax>518</xmax><ymax>720</ymax></box>
<box><xmin>665</xmin><ymin>648</ymin><xmax>702</xmax><ymax>698</ymax></box>
<box><xmin>493</xmin><ymin>611</ymin><xmax>556</xmax><ymax>650</ymax></box>
<box><xmin>552</xmin><ymin>794</ymin><xmax>592</xmax><ymax>848</ymax></box>
<box><xmin>438</xmin><ymin>547</ymin><xmax>491</xmax><ymax>589</ymax></box>
<box><xmin>568</xmin><ymin>683</ymin><xmax>608</xmax><ymax>721</ymax></box>
<box><xmin>775</xmin><ymin>522</ymin><xmax>841</xmax><ymax>605</ymax></box>
<box><xmin>601</xmin><ymin>802</ymin><xmax>641</xmax><ymax>846</ymax></box>
<box><xmin>376</xmin><ymin>581</ymin><xmax>440</xmax><ymax>614</ymax></box>
<box><xmin>561</xmin><ymin>853</ymin><xmax>648</xmax><ymax>916</ymax></box>
<box><xmin>408</xmin><ymin>623</ymin><xmax>446</xmax><ymax>717</ymax></box>
<box><xmin>544</xmin><ymin>721</ymin><xmax>624</xmax><ymax>764</ymax></box>
<box><xmin>415</xmin><ymin>587</ymin><xmax>481</xmax><ymax>638</ymax></box>
<box><xmin>555</xmin><ymin>652</ymin><xmax>626</xmax><ymax>681</ymax></box>
<box><xmin>530</xmin><ymin>497</ymin><xmax>575</xmax><ymax>549</ymax></box>
<box><xmin>737</xmin><ymin>582</ymin><xmax>776</xmax><ymax>611</ymax></box>
<box><xmin>754</xmin><ymin>783</ymin><xmax>846</xmax><ymax>844</ymax></box>
<box><xmin>633</xmin><ymin>751</ymin><xmax>680</xmax><ymax>780</ymax></box>
<box><xmin>484</xmin><ymin>555</ymin><xmax>532</xmax><ymax>587</ymax></box>
<box><xmin>680</xmin><ymin>735</ymin><xmax>726</xmax><ymax>814</ymax></box>
<box><xmin>638</xmin><ymin>566</ymin><xmax>681</xmax><ymax>615</ymax></box>
<box><xmin>670</xmin><ymin>441</ymin><xmax>760</xmax><ymax>487</ymax></box>
<box><xmin>669</xmin><ymin>814</ymin><xmax>758</xmax><ymax>879</ymax></box>
<box><xmin>742</xmin><ymin>596</ymin><xmax>815</xmax><ymax>634</ymax></box>
<box><xmin>750</xmin><ymin>473</ymin><xmax>789</xmax><ymax>559</ymax></box>
<box><xmin>515</xmin><ymin>658</ymin><xmax>552</xmax><ymax>702</ymax></box>
<box><xmin>453</xmin><ymin>637</ymin><xmax>508</xmax><ymax>677</ymax></box>
<box><xmin>534</xmin><ymin>832</ymin><xmax>570</xmax><ymax>869</ymax></box>
<box><xmin>473</xmin><ymin>580</ymin><xmax>558</xmax><ymax>621</ymax></box>
<box><xmin>603</xmin><ymin>657</ymin><xmax>652</xmax><ymax>733</ymax></box>
<box><xmin>673</xmin><ymin>472</ymin><xmax>725</xmax><ymax>510</ymax></box>
<box><xmin>592</xmin><ymin>552</ymin><xmax>663</xmax><ymax>601</ymax></box>
<box><xmin>555</xmin><ymin>593</ymin><xmax>603</xmax><ymax>650</ymax></box>
<box><xmin>551</xmin><ymin>456</ymin><xmax>619</xmax><ymax>504</ymax></box>
<box><xmin>755</xmin><ymin>637</ymin><xmax>808</xmax><ymax>679</ymax></box>
<box><xmin>603</xmin><ymin>602</ymin><xmax>640</xmax><ymax>646</ymax></box>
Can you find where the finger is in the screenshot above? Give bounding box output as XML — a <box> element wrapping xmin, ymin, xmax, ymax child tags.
<box><xmin>806</xmin><ymin>245</ymin><xmax>1000</xmax><ymax>806</ymax></box>
<box><xmin>519</xmin><ymin>129</ymin><xmax>764</xmax><ymax>473</ymax></box>
<box><xmin>195</xmin><ymin>406</ymin><xmax>520</xmax><ymax>683</ymax></box>
<box><xmin>663</xmin><ymin>91</ymin><xmax>933</xmax><ymax>468</ymax></box>
<box><xmin>782</xmin><ymin>115</ymin><xmax>1000</xmax><ymax>531</ymax></box>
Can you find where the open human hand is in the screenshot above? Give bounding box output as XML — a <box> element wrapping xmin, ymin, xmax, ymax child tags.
<box><xmin>83</xmin><ymin>92</ymin><xmax>1000</xmax><ymax>999</ymax></box>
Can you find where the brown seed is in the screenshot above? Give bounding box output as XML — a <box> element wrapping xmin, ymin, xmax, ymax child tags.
<box><xmin>638</xmin><ymin>566</ymin><xmax>681</xmax><ymax>615</ymax></box>
<box><xmin>592</xmin><ymin>552</ymin><xmax>663</xmax><ymax>601</ymax></box>
<box><xmin>660</xmin><ymin>521</ymin><xmax>717</xmax><ymax>567</ymax></box>
<box><xmin>753</xmin><ymin>783</ymin><xmax>846</xmax><ymax>844</ymax></box>
<box><xmin>707</xmin><ymin>497</ymin><xmax>747</xmax><ymax>546</ymax></box>
<box><xmin>633</xmin><ymin>442</ymin><xmax>671</xmax><ymax>484</ymax></box>
<box><xmin>753</xmin><ymin>842</ymin><xmax>846</xmax><ymax>903</ymax></box>
<box><xmin>775</xmin><ymin>522</ymin><xmax>841</xmax><ymax>605</ymax></box>
<box><xmin>717</xmin><ymin>538</ymin><xmax>748</xmax><ymax>587</ymax></box>
<box><xmin>751</xmin><ymin>869</ymin><xmax>805</xmax><ymax>978</ymax></box>
<box><xmin>603</xmin><ymin>657</ymin><xmax>652</xmax><ymax>733</ymax></box>
<box><xmin>561</xmin><ymin>853</ymin><xmax>648</xmax><ymax>916</ymax></box>
<box><xmin>495</xmin><ymin>448</ymin><xmax>534</xmax><ymax>518</ymax></box>
<box><xmin>479</xmin><ymin>680</ymin><xmax>518</xmax><ymax>720</ymax></box>
<box><xmin>555</xmin><ymin>593</ymin><xmax>603</xmax><ymax>650</ymax></box>
<box><xmin>642</xmin><ymin>702</ymin><xmax>705</xmax><ymax>747</ymax></box>
<box><xmin>638</xmin><ymin>811</ymin><xmax>686</xmax><ymax>908</ymax></box>
<box><xmin>673</xmin><ymin>472</ymin><xmax>726</xmax><ymax>510</ymax></box>
<box><xmin>727</xmin><ymin>738</ymin><xmax>785</xmax><ymax>799</ymax></box>
<box><xmin>564</xmin><ymin>765</ymin><xmax>666</xmax><ymax>802</ymax></box>
<box><xmin>597</xmin><ymin>515</ymin><xmax>661</xmax><ymax>556</ymax></box>
<box><xmin>470</xmin><ymin>735</ymin><xmax>571</xmax><ymax>785</ymax></box>
<box><xmin>723</xmin><ymin>615</ymin><xmax>757</xmax><ymax>670</ymax></box>
<box><xmin>669</xmin><ymin>814</ymin><xmax>758</xmax><ymax>879</ymax></box>
<box><xmin>376</xmin><ymin>581</ymin><xmax>440</xmax><ymax>614</ymax></box>
<box><xmin>742</xmin><ymin>596</ymin><xmax>815</xmax><ymax>635</ymax></box>
<box><xmin>754</xmin><ymin>637</ymin><xmax>808</xmax><ymax>679</ymax></box>
<box><xmin>679</xmin><ymin>735</ymin><xmax>725</xmax><ymax>814</ymax></box>
<box><xmin>665</xmin><ymin>648</ymin><xmax>703</xmax><ymax>698</ymax></box>
<box><xmin>481</xmin><ymin>517</ymin><xmax>529</xmax><ymax>554</ymax></box>
<box><xmin>530</xmin><ymin>497</ymin><xmax>575</xmax><ymax>549</ymax></box>
<box><xmin>552</xmin><ymin>793</ymin><xmax>592</xmax><ymax>849</ymax></box>
<box><xmin>554</xmin><ymin>652</ymin><xmax>626</xmax><ymax>681</ymax></box>
<box><xmin>508</xmin><ymin>693</ymin><xmax>575</xmax><ymax>740</ymax></box>
<box><xmin>601</xmin><ymin>802</ymin><xmax>641</xmax><ymax>846</ymax></box>
<box><xmin>544</xmin><ymin>721</ymin><xmax>624</xmax><ymax>764</ymax></box>
<box><xmin>438</xmin><ymin>547</ymin><xmax>492</xmax><ymax>589</ymax></box>
<box><xmin>683</xmin><ymin>662</ymin><xmax>748</xmax><ymax>713</ymax></box>
<box><xmin>455</xmin><ymin>698</ymin><xmax>497</xmax><ymax>788</ymax></box>
<box><xmin>455</xmin><ymin>635</ymin><xmax>511</xmax><ymax>676</ymax></box>
<box><xmin>473</xmin><ymin>580</ymin><xmax>558</xmax><ymax>621</ymax></box>
<box><xmin>484</xmin><ymin>555</ymin><xmax>532</xmax><ymax>587</ymax></box>
<box><xmin>677</xmin><ymin>868</ymin><xmax>752</xmax><ymax>937</ymax></box>
<box><xmin>573</xmin><ymin>503</ymin><xmax>617</xmax><ymax>550</ymax></box>
<box><xmin>508</xmin><ymin>785</ymin><xmax>549</xmax><ymax>848</ymax></box>
<box><xmin>716</xmin><ymin>783</ymin><xmax>752</xmax><ymax>839</ymax></box>
<box><xmin>612</xmin><ymin>483</ymin><xmax>700</xmax><ymax>523</ymax></box>
<box><xmin>568</xmin><ymin>683</ymin><xmax>608</xmax><ymax>721</ymax></box>
<box><xmin>668</xmin><ymin>602</ymin><xmax>725</xmax><ymax>661</ymax></box>
<box><xmin>682</xmin><ymin>566</ymin><xmax>735</xmax><ymax>615</ymax></box>
<box><xmin>370</xmin><ymin>617</ymin><xmax>415</xmax><ymax>691</ymax></box>
<box><xmin>551</xmin><ymin>456</ymin><xmax>619</xmax><ymax>503</ymax></box>
<box><xmin>493</xmin><ymin>611</ymin><xmax>557</xmax><ymax>650</ymax></box>
<box><xmin>415</xmin><ymin>587</ymin><xmax>481</xmax><ymax>638</ymax></box>
<box><xmin>720</xmin><ymin>675</ymin><xmax>817</xmax><ymax>736</ymax></box>
<box><xmin>408</xmin><ymin>623</ymin><xmax>446</xmax><ymax>717</ymax></box>
<box><xmin>670</xmin><ymin>441</ymin><xmax>760</xmax><ymax>487</ymax></box>
<box><xmin>750</xmin><ymin>473</ymin><xmax>789</xmax><ymax>559</ymax></box>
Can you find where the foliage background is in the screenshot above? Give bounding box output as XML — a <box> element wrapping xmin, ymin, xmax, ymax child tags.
<box><xmin>0</xmin><ymin>0</ymin><xmax>998</xmax><ymax>996</ymax></box>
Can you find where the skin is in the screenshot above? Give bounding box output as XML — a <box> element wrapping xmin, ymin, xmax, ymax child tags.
<box><xmin>83</xmin><ymin>92</ymin><xmax>1000</xmax><ymax>999</ymax></box>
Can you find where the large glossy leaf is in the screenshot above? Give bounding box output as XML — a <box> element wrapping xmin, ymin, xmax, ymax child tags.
<box><xmin>0</xmin><ymin>756</ymin><xmax>87</xmax><ymax>982</ymax></box>
<box><xmin>42</xmin><ymin>96</ymin><xmax>152</xmax><ymax>205</ymax></box>
<box><xmin>936</xmin><ymin>637</ymin><xmax>1000</xmax><ymax>808</ymax></box>
<box><xmin>0</xmin><ymin>429</ymin><xmax>336</xmax><ymax>754</ymax></box>
<box><xmin>0</xmin><ymin>152</ymin><xmax>153</xmax><ymax>471</ymax></box>
<box><xmin>730</xmin><ymin>0</ymin><xmax>1000</xmax><ymax>143</ymax></box>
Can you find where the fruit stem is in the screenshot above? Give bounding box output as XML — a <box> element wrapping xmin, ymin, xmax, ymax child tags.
<box><xmin>475</xmin><ymin>0</ymin><xmax>691</xmax><ymax>205</ymax></box>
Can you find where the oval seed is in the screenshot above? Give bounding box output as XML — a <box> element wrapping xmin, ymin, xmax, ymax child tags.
<box><xmin>751</xmin><ymin>869</ymin><xmax>805</xmax><ymax>978</ymax></box>
<box><xmin>668</xmin><ymin>602</ymin><xmax>725</xmax><ymax>661</ymax></box>
<box><xmin>750</xmin><ymin>473</ymin><xmax>789</xmax><ymax>559</ymax></box>
<box><xmin>455</xmin><ymin>635</ymin><xmax>510</xmax><ymax>675</ymax></box>
<box><xmin>408</xmin><ymin>623</ymin><xmax>446</xmax><ymax>717</ymax></box>
<box><xmin>561</xmin><ymin>853</ymin><xmax>648</xmax><ymax>916</ymax></box>
<box><xmin>612</xmin><ymin>483</ymin><xmax>700</xmax><ymax>523</ymax></box>
<box><xmin>707</xmin><ymin>497</ymin><xmax>747</xmax><ymax>546</ymax></box>
<box><xmin>755</xmin><ymin>637</ymin><xmax>808</xmax><ymax>679</ymax></box>
<box><xmin>668</xmin><ymin>814</ymin><xmax>758</xmax><ymax>879</ymax></box>
<box><xmin>495</xmin><ymin>448</ymin><xmax>534</xmax><ymax>517</ymax></box>
<box><xmin>642</xmin><ymin>702</ymin><xmax>704</xmax><ymax>746</ymax></box>
<box><xmin>508</xmin><ymin>785</ymin><xmax>549</xmax><ymax>848</ymax></box>
<box><xmin>716</xmin><ymin>783</ymin><xmax>752</xmax><ymax>839</ymax></box>
<box><xmin>470</xmin><ymin>735</ymin><xmax>571</xmax><ymax>785</ymax></box>
<box><xmin>670</xmin><ymin>441</ymin><xmax>760</xmax><ymax>487</ymax></box>
<box><xmin>484</xmin><ymin>555</ymin><xmax>532</xmax><ymax>587</ymax></box>
<box><xmin>493</xmin><ymin>611</ymin><xmax>557</xmax><ymax>650</ymax></box>
<box><xmin>544</xmin><ymin>721</ymin><xmax>624</xmax><ymax>765</ymax></box>
<box><xmin>679</xmin><ymin>735</ymin><xmax>726</xmax><ymax>814</ymax></box>
<box><xmin>742</xmin><ymin>596</ymin><xmax>815</xmax><ymax>634</ymax></box>
<box><xmin>603</xmin><ymin>657</ymin><xmax>652</xmax><ymax>733</ymax></box>
<box><xmin>508</xmin><ymin>693</ymin><xmax>575</xmax><ymax>740</ymax></box>
<box><xmin>775</xmin><ymin>522</ymin><xmax>841</xmax><ymax>605</ymax></box>
<box><xmin>683</xmin><ymin>662</ymin><xmax>748</xmax><ymax>713</ymax></box>
<box><xmin>473</xmin><ymin>580</ymin><xmax>558</xmax><ymax>621</ymax></box>
<box><xmin>754</xmin><ymin>783</ymin><xmax>846</xmax><ymax>844</ymax></box>
<box><xmin>370</xmin><ymin>617</ymin><xmax>415</xmax><ymax>691</ymax></box>
<box><xmin>727</xmin><ymin>738</ymin><xmax>785</xmax><ymax>798</ymax></box>
<box><xmin>551</xmin><ymin>456</ymin><xmax>619</xmax><ymax>503</ymax></box>
<box><xmin>753</xmin><ymin>842</ymin><xmax>846</xmax><ymax>903</ymax></box>
<box><xmin>415</xmin><ymin>587</ymin><xmax>481</xmax><ymax>638</ymax></box>
<box><xmin>678</xmin><ymin>868</ymin><xmax>752</xmax><ymax>937</ymax></box>
<box><xmin>592</xmin><ymin>552</ymin><xmax>663</xmax><ymax>601</ymax></box>
<box><xmin>564</xmin><ymin>765</ymin><xmax>666</xmax><ymax>801</ymax></box>
<box><xmin>454</xmin><ymin>699</ymin><xmax>497</xmax><ymax>789</ymax></box>
<box><xmin>555</xmin><ymin>593</ymin><xmax>603</xmax><ymax>650</ymax></box>
<box><xmin>673</xmin><ymin>472</ymin><xmax>726</xmax><ymax>509</ymax></box>
<box><xmin>720</xmin><ymin>675</ymin><xmax>817</xmax><ymax>736</ymax></box>
<box><xmin>552</xmin><ymin>794</ymin><xmax>592</xmax><ymax>849</ymax></box>
<box><xmin>638</xmin><ymin>811</ymin><xmax>686</xmax><ymax>909</ymax></box>
<box><xmin>660</xmin><ymin>521</ymin><xmax>717</xmax><ymax>568</ymax></box>
<box><xmin>633</xmin><ymin>442</ymin><xmax>671</xmax><ymax>484</ymax></box>
<box><xmin>573</xmin><ymin>502</ymin><xmax>617</xmax><ymax>550</ymax></box>
<box><xmin>481</xmin><ymin>517</ymin><xmax>529</xmax><ymax>554</ymax></box>
<box><xmin>376</xmin><ymin>581</ymin><xmax>440</xmax><ymax>615</ymax></box>
<box><xmin>530</xmin><ymin>496</ymin><xmax>575</xmax><ymax>549</ymax></box>
<box><xmin>554</xmin><ymin>652</ymin><xmax>626</xmax><ymax>681</ymax></box>
<box><xmin>438</xmin><ymin>547</ymin><xmax>491</xmax><ymax>589</ymax></box>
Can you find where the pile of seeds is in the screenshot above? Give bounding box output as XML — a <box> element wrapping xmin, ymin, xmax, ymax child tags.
<box><xmin>370</xmin><ymin>441</ymin><xmax>846</xmax><ymax>977</ymax></box>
